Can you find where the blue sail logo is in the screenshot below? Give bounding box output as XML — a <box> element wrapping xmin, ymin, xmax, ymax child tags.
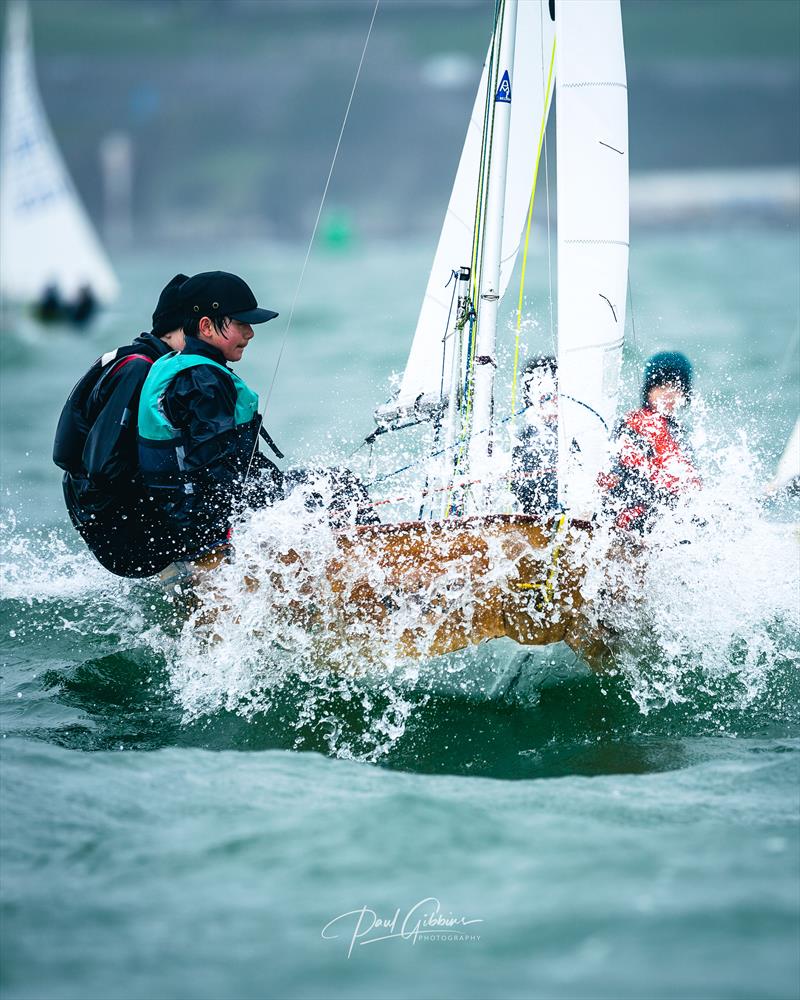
<box><xmin>495</xmin><ymin>70</ymin><xmax>512</xmax><ymax>104</ymax></box>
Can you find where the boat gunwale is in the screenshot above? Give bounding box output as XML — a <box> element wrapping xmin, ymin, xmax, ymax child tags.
<box><xmin>334</xmin><ymin>512</ymin><xmax>594</xmax><ymax>542</ymax></box>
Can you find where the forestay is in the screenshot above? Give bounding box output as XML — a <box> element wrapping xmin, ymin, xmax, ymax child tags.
<box><xmin>556</xmin><ymin>0</ymin><xmax>628</xmax><ymax>511</ymax></box>
<box><xmin>0</xmin><ymin>1</ymin><xmax>119</xmax><ymax>304</ymax></box>
<box><xmin>378</xmin><ymin>0</ymin><xmax>556</xmax><ymax>425</ymax></box>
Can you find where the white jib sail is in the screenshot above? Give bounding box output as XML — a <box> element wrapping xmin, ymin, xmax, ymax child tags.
<box><xmin>378</xmin><ymin>0</ymin><xmax>556</xmax><ymax>425</ymax></box>
<box><xmin>773</xmin><ymin>416</ymin><xmax>800</xmax><ymax>491</ymax></box>
<box><xmin>556</xmin><ymin>0</ymin><xmax>628</xmax><ymax>512</ymax></box>
<box><xmin>0</xmin><ymin>1</ymin><xmax>119</xmax><ymax>305</ymax></box>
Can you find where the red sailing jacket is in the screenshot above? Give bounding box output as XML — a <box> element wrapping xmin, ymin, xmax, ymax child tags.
<box><xmin>598</xmin><ymin>406</ymin><xmax>701</xmax><ymax>530</ymax></box>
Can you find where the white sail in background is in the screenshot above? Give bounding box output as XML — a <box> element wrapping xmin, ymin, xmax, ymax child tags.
<box><xmin>381</xmin><ymin>0</ymin><xmax>556</xmax><ymax>424</ymax></box>
<box><xmin>0</xmin><ymin>1</ymin><xmax>119</xmax><ymax>305</ymax></box>
<box><xmin>556</xmin><ymin>0</ymin><xmax>628</xmax><ymax>510</ymax></box>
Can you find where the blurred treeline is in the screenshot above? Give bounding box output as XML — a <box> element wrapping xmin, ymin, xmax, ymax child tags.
<box><xmin>4</xmin><ymin>0</ymin><xmax>799</xmax><ymax>243</ymax></box>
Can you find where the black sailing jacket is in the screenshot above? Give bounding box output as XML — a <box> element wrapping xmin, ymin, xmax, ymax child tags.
<box><xmin>510</xmin><ymin>421</ymin><xmax>559</xmax><ymax>515</ymax></box>
<box><xmin>145</xmin><ymin>336</ymin><xmax>283</xmax><ymax>557</ymax></box>
<box><xmin>54</xmin><ymin>331</ymin><xmax>172</xmax><ymax>513</ymax></box>
<box><xmin>54</xmin><ymin>332</ymin><xmax>180</xmax><ymax>577</ymax></box>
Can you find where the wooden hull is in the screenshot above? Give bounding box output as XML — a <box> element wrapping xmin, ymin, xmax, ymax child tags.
<box><xmin>323</xmin><ymin>514</ymin><xmax>610</xmax><ymax>665</ymax></box>
<box><xmin>193</xmin><ymin>514</ymin><xmax>614</xmax><ymax>668</ymax></box>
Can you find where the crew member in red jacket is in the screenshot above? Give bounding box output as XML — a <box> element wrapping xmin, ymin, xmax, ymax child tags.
<box><xmin>600</xmin><ymin>351</ymin><xmax>701</xmax><ymax>531</ymax></box>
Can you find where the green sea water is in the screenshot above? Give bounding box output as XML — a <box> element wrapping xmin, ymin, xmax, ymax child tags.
<box><xmin>1</xmin><ymin>226</ymin><xmax>799</xmax><ymax>999</ymax></box>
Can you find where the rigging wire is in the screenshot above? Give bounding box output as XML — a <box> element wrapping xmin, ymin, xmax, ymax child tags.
<box><xmin>627</xmin><ymin>271</ymin><xmax>642</xmax><ymax>358</ymax></box>
<box><xmin>542</xmin><ymin>38</ymin><xmax>556</xmax><ymax>358</ymax></box>
<box><xmin>503</xmin><ymin>1</ymin><xmax>555</xmax><ymax>515</ymax></box>
<box><xmin>368</xmin><ymin>392</ymin><xmax>604</xmax><ymax>489</ymax></box>
<box><xmin>443</xmin><ymin>0</ymin><xmax>505</xmax><ymax>518</ymax></box>
<box><xmin>541</xmin><ymin>2</ymin><xmax>561</xmax><ymax>506</ymax></box>
<box><xmin>245</xmin><ymin>0</ymin><xmax>380</xmax><ymax>477</ymax></box>
<box><xmin>509</xmin><ymin>31</ymin><xmax>556</xmax><ymax>434</ymax></box>
<box><xmin>438</xmin><ymin>270</ymin><xmax>460</xmax><ymax>401</ymax></box>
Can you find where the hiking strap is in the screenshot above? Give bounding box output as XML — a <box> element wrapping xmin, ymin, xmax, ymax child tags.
<box><xmin>258</xmin><ymin>424</ymin><xmax>284</xmax><ymax>460</ymax></box>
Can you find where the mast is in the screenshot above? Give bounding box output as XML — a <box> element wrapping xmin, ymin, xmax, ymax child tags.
<box><xmin>468</xmin><ymin>0</ymin><xmax>519</xmax><ymax>509</ymax></box>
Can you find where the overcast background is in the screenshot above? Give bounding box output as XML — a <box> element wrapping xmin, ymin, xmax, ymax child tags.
<box><xmin>4</xmin><ymin>0</ymin><xmax>799</xmax><ymax>246</ymax></box>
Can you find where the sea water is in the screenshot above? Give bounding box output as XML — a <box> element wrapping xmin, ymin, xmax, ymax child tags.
<box><xmin>1</xmin><ymin>226</ymin><xmax>798</xmax><ymax>999</ymax></box>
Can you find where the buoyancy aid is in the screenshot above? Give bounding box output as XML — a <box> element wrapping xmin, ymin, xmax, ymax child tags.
<box><xmin>137</xmin><ymin>352</ymin><xmax>260</xmax><ymax>493</ymax></box>
<box><xmin>53</xmin><ymin>346</ymin><xmax>155</xmax><ymax>476</ymax></box>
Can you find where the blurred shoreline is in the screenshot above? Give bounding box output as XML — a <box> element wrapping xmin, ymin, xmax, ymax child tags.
<box><xmin>630</xmin><ymin>167</ymin><xmax>800</xmax><ymax>226</ymax></box>
<box><xmin>140</xmin><ymin>166</ymin><xmax>800</xmax><ymax>247</ymax></box>
<box><xmin>2</xmin><ymin>0</ymin><xmax>797</xmax><ymax>244</ymax></box>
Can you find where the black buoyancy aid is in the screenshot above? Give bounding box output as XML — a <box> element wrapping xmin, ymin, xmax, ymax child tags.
<box><xmin>137</xmin><ymin>352</ymin><xmax>261</xmax><ymax>495</ymax></box>
<box><xmin>53</xmin><ymin>346</ymin><xmax>155</xmax><ymax>476</ymax></box>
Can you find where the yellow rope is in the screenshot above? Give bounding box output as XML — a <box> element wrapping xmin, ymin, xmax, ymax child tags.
<box><xmin>543</xmin><ymin>511</ymin><xmax>568</xmax><ymax>603</ymax></box>
<box><xmin>509</xmin><ymin>37</ymin><xmax>557</xmax><ymax>431</ymax></box>
<box><xmin>511</xmin><ymin>511</ymin><xmax>567</xmax><ymax>607</ymax></box>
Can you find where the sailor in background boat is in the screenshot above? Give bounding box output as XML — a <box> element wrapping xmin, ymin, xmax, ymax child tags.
<box><xmin>33</xmin><ymin>283</ymin><xmax>63</xmax><ymax>324</ymax></box>
<box><xmin>137</xmin><ymin>272</ymin><xmax>284</xmax><ymax>586</ymax></box>
<box><xmin>599</xmin><ymin>351</ymin><xmax>701</xmax><ymax>532</ymax></box>
<box><xmin>53</xmin><ymin>274</ymin><xmax>190</xmax><ymax>576</ymax></box>
<box><xmin>70</xmin><ymin>285</ymin><xmax>98</xmax><ymax>328</ymax></box>
<box><xmin>509</xmin><ymin>355</ymin><xmax>559</xmax><ymax>515</ymax></box>
<box><xmin>33</xmin><ymin>282</ymin><xmax>98</xmax><ymax>328</ymax></box>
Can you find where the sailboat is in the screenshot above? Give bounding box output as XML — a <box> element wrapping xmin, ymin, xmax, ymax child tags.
<box><xmin>191</xmin><ymin>0</ymin><xmax>627</xmax><ymax>666</ymax></box>
<box><xmin>0</xmin><ymin>0</ymin><xmax>118</xmax><ymax>317</ymax></box>
<box><xmin>316</xmin><ymin>0</ymin><xmax>629</xmax><ymax>663</ymax></box>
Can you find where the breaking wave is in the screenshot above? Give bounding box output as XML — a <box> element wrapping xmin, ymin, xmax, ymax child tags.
<box><xmin>2</xmin><ymin>413</ymin><xmax>798</xmax><ymax>767</ymax></box>
<box><xmin>590</xmin><ymin>412</ymin><xmax>799</xmax><ymax>720</ymax></box>
<box><xmin>151</xmin><ymin>419</ymin><xmax>800</xmax><ymax>758</ymax></box>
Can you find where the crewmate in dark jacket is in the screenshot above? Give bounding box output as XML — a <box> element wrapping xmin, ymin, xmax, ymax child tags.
<box><xmin>509</xmin><ymin>355</ymin><xmax>559</xmax><ymax>515</ymax></box>
<box><xmin>137</xmin><ymin>272</ymin><xmax>283</xmax><ymax>571</ymax></box>
<box><xmin>53</xmin><ymin>274</ymin><xmax>190</xmax><ymax>576</ymax></box>
<box><xmin>599</xmin><ymin>351</ymin><xmax>701</xmax><ymax>532</ymax></box>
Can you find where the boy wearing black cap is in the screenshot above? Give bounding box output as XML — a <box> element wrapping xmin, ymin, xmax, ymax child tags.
<box><xmin>138</xmin><ymin>271</ymin><xmax>282</xmax><ymax>571</ymax></box>
<box><xmin>599</xmin><ymin>351</ymin><xmax>701</xmax><ymax>531</ymax></box>
<box><xmin>53</xmin><ymin>273</ymin><xmax>190</xmax><ymax>576</ymax></box>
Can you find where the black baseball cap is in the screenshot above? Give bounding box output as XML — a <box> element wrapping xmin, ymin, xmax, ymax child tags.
<box><xmin>181</xmin><ymin>271</ymin><xmax>279</xmax><ymax>325</ymax></box>
<box><xmin>152</xmin><ymin>273</ymin><xmax>190</xmax><ymax>336</ymax></box>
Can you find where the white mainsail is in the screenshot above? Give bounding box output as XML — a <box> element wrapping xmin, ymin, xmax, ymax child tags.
<box><xmin>556</xmin><ymin>0</ymin><xmax>628</xmax><ymax>511</ymax></box>
<box><xmin>0</xmin><ymin>0</ymin><xmax>119</xmax><ymax>305</ymax></box>
<box><xmin>379</xmin><ymin>0</ymin><xmax>556</xmax><ymax>425</ymax></box>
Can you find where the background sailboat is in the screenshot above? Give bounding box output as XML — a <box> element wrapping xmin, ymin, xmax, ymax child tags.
<box><xmin>0</xmin><ymin>0</ymin><xmax>118</xmax><ymax>312</ymax></box>
<box><xmin>770</xmin><ymin>416</ymin><xmax>800</xmax><ymax>494</ymax></box>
